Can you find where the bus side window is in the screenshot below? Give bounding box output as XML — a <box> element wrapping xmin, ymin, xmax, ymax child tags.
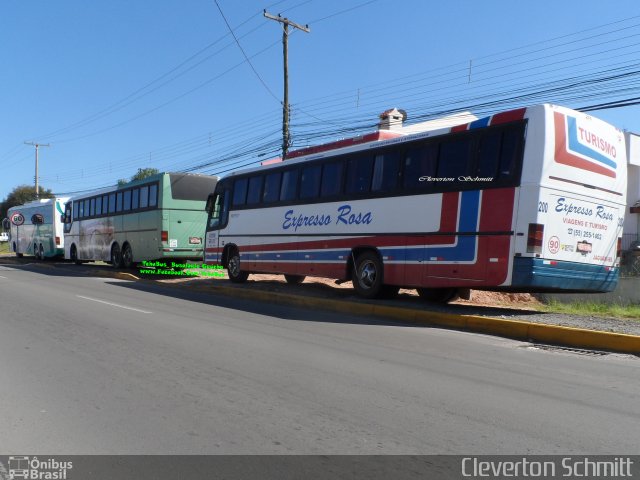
<box><xmin>108</xmin><ymin>193</ymin><xmax>116</xmax><ymax>214</ymax></box>
<box><xmin>78</xmin><ymin>200</ymin><xmax>84</xmax><ymax>219</ymax></box>
<box><xmin>498</xmin><ymin>127</ymin><xmax>521</xmax><ymax>178</ymax></box>
<box><xmin>246</xmin><ymin>176</ymin><xmax>263</xmax><ymax>205</ymax></box>
<box><xmin>123</xmin><ymin>190</ymin><xmax>131</xmax><ymax>211</ymax></box>
<box><xmin>437</xmin><ymin>137</ymin><xmax>472</xmax><ymax>178</ymax></box>
<box><xmin>404</xmin><ymin>143</ymin><xmax>438</xmax><ymax>189</ymax></box>
<box><xmin>116</xmin><ymin>192</ymin><xmax>123</xmax><ymax>213</ymax></box>
<box><xmin>263</xmin><ymin>172</ymin><xmax>282</xmax><ymax>204</ymax></box>
<box><xmin>300</xmin><ymin>164</ymin><xmax>321</xmax><ymax>200</ymax></box>
<box><xmin>95</xmin><ymin>196</ymin><xmax>102</xmax><ymax>217</ymax></box>
<box><xmin>63</xmin><ymin>203</ymin><xmax>73</xmax><ymax>233</ymax></box>
<box><xmin>140</xmin><ymin>185</ymin><xmax>149</xmax><ymax>209</ymax></box>
<box><xmin>83</xmin><ymin>199</ymin><xmax>90</xmax><ymax>218</ymax></box>
<box><xmin>280</xmin><ymin>169</ymin><xmax>298</xmax><ymax>202</ymax></box>
<box><xmin>221</xmin><ymin>189</ymin><xmax>230</xmax><ymax>226</ymax></box>
<box><xmin>208</xmin><ymin>190</ymin><xmax>230</xmax><ymax>229</ymax></box>
<box><xmin>371</xmin><ymin>152</ymin><xmax>400</xmax><ymax>192</ymax></box>
<box><xmin>321</xmin><ymin>161</ymin><xmax>344</xmax><ymax>197</ymax></box>
<box><xmin>476</xmin><ymin>131</ymin><xmax>501</xmax><ymax>178</ymax></box>
<box><xmin>89</xmin><ymin>198</ymin><xmax>96</xmax><ymax>217</ymax></box>
<box><xmin>345</xmin><ymin>155</ymin><xmax>373</xmax><ymax>195</ymax></box>
<box><xmin>102</xmin><ymin>195</ymin><xmax>109</xmax><ymax>215</ymax></box>
<box><xmin>208</xmin><ymin>194</ymin><xmax>222</xmax><ymax>229</ymax></box>
<box><xmin>132</xmin><ymin>188</ymin><xmax>140</xmax><ymax>210</ymax></box>
<box><xmin>149</xmin><ymin>184</ymin><xmax>158</xmax><ymax>208</ymax></box>
<box><xmin>232</xmin><ymin>178</ymin><xmax>248</xmax><ymax>206</ymax></box>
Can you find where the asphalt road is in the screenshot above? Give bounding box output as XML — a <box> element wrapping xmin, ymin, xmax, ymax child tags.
<box><xmin>0</xmin><ymin>263</ymin><xmax>638</xmax><ymax>454</ymax></box>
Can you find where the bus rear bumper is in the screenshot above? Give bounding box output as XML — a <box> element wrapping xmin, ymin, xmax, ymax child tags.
<box><xmin>511</xmin><ymin>257</ymin><xmax>619</xmax><ymax>293</ymax></box>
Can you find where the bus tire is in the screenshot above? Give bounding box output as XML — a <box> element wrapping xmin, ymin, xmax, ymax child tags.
<box><xmin>227</xmin><ymin>250</ymin><xmax>248</xmax><ymax>283</ymax></box>
<box><xmin>70</xmin><ymin>244</ymin><xmax>81</xmax><ymax>265</ymax></box>
<box><xmin>122</xmin><ymin>243</ymin><xmax>135</xmax><ymax>270</ymax></box>
<box><xmin>353</xmin><ymin>251</ymin><xmax>384</xmax><ymax>299</ymax></box>
<box><xmin>111</xmin><ymin>243</ymin><xmax>123</xmax><ymax>269</ymax></box>
<box><xmin>284</xmin><ymin>274</ymin><xmax>305</xmax><ymax>284</ymax></box>
<box><xmin>417</xmin><ymin>288</ymin><xmax>459</xmax><ymax>303</ymax></box>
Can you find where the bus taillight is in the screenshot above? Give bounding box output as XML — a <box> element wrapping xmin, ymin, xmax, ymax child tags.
<box><xmin>55</xmin><ymin>236</ymin><xmax>61</xmax><ymax>246</ymax></box>
<box><xmin>617</xmin><ymin>237</ymin><xmax>622</xmax><ymax>259</ymax></box>
<box><xmin>527</xmin><ymin>223</ymin><xmax>544</xmax><ymax>254</ymax></box>
<box><xmin>161</xmin><ymin>230</ymin><xmax>168</xmax><ymax>242</ymax></box>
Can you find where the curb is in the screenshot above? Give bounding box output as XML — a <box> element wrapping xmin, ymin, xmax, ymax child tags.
<box><xmin>54</xmin><ymin>266</ymin><xmax>640</xmax><ymax>356</ymax></box>
<box><xmin>194</xmin><ymin>283</ymin><xmax>640</xmax><ymax>356</ymax></box>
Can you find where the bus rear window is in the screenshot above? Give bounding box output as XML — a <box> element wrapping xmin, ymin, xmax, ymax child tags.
<box><xmin>170</xmin><ymin>174</ymin><xmax>217</xmax><ymax>201</ymax></box>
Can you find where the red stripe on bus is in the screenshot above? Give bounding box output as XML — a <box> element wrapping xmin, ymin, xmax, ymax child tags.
<box><xmin>490</xmin><ymin>108</ymin><xmax>526</xmax><ymax>125</ymax></box>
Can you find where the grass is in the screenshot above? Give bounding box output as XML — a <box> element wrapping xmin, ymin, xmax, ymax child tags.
<box><xmin>0</xmin><ymin>242</ymin><xmax>9</xmax><ymax>254</ymax></box>
<box><xmin>541</xmin><ymin>299</ymin><xmax>640</xmax><ymax>320</ymax></box>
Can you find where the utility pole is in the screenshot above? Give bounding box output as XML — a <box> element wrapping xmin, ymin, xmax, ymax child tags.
<box><xmin>264</xmin><ymin>10</ymin><xmax>310</xmax><ymax>160</ymax></box>
<box><xmin>24</xmin><ymin>141</ymin><xmax>50</xmax><ymax>199</ymax></box>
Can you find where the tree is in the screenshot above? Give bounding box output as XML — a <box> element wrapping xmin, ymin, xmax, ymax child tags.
<box><xmin>117</xmin><ymin>168</ymin><xmax>160</xmax><ymax>187</ymax></box>
<box><xmin>0</xmin><ymin>185</ymin><xmax>53</xmax><ymax>221</ymax></box>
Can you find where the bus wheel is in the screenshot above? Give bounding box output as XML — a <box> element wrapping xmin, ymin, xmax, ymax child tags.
<box><xmin>111</xmin><ymin>243</ymin><xmax>123</xmax><ymax>269</ymax></box>
<box><xmin>39</xmin><ymin>244</ymin><xmax>45</xmax><ymax>260</ymax></box>
<box><xmin>284</xmin><ymin>274</ymin><xmax>305</xmax><ymax>284</ymax></box>
<box><xmin>227</xmin><ymin>250</ymin><xmax>248</xmax><ymax>283</ymax></box>
<box><xmin>353</xmin><ymin>251</ymin><xmax>384</xmax><ymax>299</ymax></box>
<box><xmin>70</xmin><ymin>245</ymin><xmax>81</xmax><ymax>265</ymax></box>
<box><xmin>122</xmin><ymin>244</ymin><xmax>135</xmax><ymax>270</ymax></box>
<box><xmin>417</xmin><ymin>288</ymin><xmax>459</xmax><ymax>303</ymax></box>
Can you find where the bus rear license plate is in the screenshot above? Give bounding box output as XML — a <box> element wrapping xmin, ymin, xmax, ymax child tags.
<box><xmin>189</xmin><ymin>237</ymin><xmax>201</xmax><ymax>244</ymax></box>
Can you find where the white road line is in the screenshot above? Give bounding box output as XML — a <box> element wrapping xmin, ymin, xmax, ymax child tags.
<box><xmin>76</xmin><ymin>295</ymin><xmax>152</xmax><ymax>314</ymax></box>
<box><xmin>0</xmin><ymin>275</ymin><xmax>6</xmax><ymax>279</ymax></box>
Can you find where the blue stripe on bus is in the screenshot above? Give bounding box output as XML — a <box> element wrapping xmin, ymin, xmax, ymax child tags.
<box><xmin>511</xmin><ymin>257</ymin><xmax>618</xmax><ymax>292</ymax></box>
<box><xmin>469</xmin><ymin>117</ymin><xmax>491</xmax><ymax>129</ymax></box>
<box><xmin>239</xmin><ymin>190</ymin><xmax>482</xmax><ymax>264</ymax></box>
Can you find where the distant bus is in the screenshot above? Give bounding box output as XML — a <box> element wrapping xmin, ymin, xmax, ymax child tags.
<box><xmin>63</xmin><ymin>172</ymin><xmax>217</xmax><ymax>268</ymax></box>
<box><xmin>4</xmin><ymin>197</ymin><xmax>69</xmax><ymax>259</ymax></box>
<box><xmin>203</xmin><ymin>104</ymin><xmax>626</xmax><ymax>302</ymax></box>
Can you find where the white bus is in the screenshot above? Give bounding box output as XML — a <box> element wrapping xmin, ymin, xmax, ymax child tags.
<box><xmin>203</xmin><ymin>104</ymin><xmax>626</xmax><ymax>301</ymax></box>
<box><xmin>63</xmin><ymin>172</ymin><xmax>217</xmax><ymax>268</ymax></box>
<box><xmin>4</xmin><ymin>197</ymin><xmax>69</xmax><ymax>259</ymax></box>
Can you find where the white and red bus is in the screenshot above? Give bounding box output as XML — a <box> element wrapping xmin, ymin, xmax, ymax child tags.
<box><xmin>203</xmin><ymin>104</ymin><xmax>626</xmax><ymax>302</ymax></box>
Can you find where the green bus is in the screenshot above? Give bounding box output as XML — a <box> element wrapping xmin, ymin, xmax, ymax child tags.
<box><xmin>62</xmin><ymin>172</ymin><xmax>217</xmax><ymax>268</ymax></box>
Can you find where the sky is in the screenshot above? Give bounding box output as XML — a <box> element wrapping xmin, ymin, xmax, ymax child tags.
<box><xmin>2</xmin><ymin>0</ymin><xmax>640</xmax><ymax>201</ymax></box>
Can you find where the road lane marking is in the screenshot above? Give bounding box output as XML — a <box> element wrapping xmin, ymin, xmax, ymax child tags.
<box><xmin>0</xmin><ymin>275</ymin><xmax>6</xmax><ymax>279</ymax></box>
<box><xmin>76</xmin><ymin>295</ymin><xmax>152</xmax><ymax>314</ymax></box>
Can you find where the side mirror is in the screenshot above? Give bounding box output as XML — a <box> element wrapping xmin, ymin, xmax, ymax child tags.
<box><xmin>1</xmin><ymin>218</ymin><xmax>9</xmax><ymax>230</ymax></box>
